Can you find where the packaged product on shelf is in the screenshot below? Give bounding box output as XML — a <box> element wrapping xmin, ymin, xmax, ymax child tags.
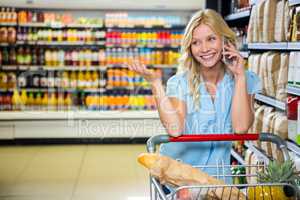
<box><xmin>296</xmin><ymin>52</ymin><xmax>300</xmax><ymax>86</ymax></box>
<box><xmin>259</xmin><ymin>52</ymin><xmax>271</xmax><ymax>94</ymax></box>
<box><xmin>266</xmin><ymin>53</ymin><xmax>280</xmax><ymax>97</ymax></box>
<box><xmin>251</xmin><ymin>54</ymin><xmax>261</xmax><ymax>75</ymax></box>
<box><xmin>245</xmin><ymin>149</ymin><xmax>253</xmax><ymax>183</ymax></box>
<box><xmin>276</xmin><ymin>53</ymin><xmax>288</xmax><ymax>101</ymax></box>
<box><xmin>288</xmin><ymin>96</ymin><xmax>300</xmax><ymax>143</ymax></box>
<box><xmin>273</xmin><ymin>112</ymin><xmax>287</xmax><ymax>162</ymax></box>
<box><xmin>288</xmin><ymin>52</ymin><xmax>296</xmax><ymax>85</ymax></box>
<box><xmin>252</xmin><ymin>105</ymin><xmax>267</xmax><ymax>148</ymax></box>
<box><xmin>256</xmin><ymin>1</ymin><xmax>266</xmax><ymax>42</ymax></box>
<box><xmin>263</xmin><ymin>0</ymin><xmax>276</xmax><ymax>42</ymax></box>
<box><xmin>284</xmin><ymin>1</ymin><xmax>291</xmax><ymax>41</ymax></box>
<box><xmin>274</xmin><ymin>0</ymin><xmax>285</xmax><ymax>42</ymax></box>
<box><xmin>298</xmin><ymin>101</ymin><xmax>300</xmax><ymax>145</ymax></box>
<box><xmin>247</xmin><ymin>4</ymin><xmax>256</xmax><ymax>43</ymax></box>
<box><xmin>291</xmin><ymin>6</ymin><xmax>300</xmax><ymax>41</ymax></box>
<box><xmin>0</xmin><ymin>27</ymin><xmax>8</xmax><ymax>43</ymax></box>
<box><xmin>261</xmin><ymin>106</ymin><xmax>275</xmax><ymax>157</ymax></box>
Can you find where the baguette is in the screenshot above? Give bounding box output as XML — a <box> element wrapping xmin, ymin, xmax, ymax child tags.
<box><xmin>138</xmin><ymin>153</ymin><xmax>246</xmax><ymax>200</ymax></box>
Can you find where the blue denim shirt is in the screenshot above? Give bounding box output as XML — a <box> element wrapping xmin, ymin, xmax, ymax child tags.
<box><xmin>160</xmin><ymin>70</ymin><xmax>262</xmax><ymax>183</ymax></box>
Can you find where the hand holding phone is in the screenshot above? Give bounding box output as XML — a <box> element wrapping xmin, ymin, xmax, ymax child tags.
<box><xmin>222</xmin><ymin>37</ymin><xmax>234</xmax><ymax>66</ymax></box>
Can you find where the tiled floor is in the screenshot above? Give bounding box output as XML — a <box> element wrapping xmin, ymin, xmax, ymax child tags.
<box><xmin>0</xmin><ymin>144</ymin><xmax>150</xmax><ymax>200</ymax></box>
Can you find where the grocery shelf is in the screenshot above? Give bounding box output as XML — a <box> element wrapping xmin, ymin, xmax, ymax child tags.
<box><xmin>41</xmin><ymin>66</ymin><xmax>107</xmax><ymax>71</ymax></box>
<box><xmin>224</xmin><ymin>10</ymin><xmax>251</xmax><ymax>21</ymax></box>
<box><xmin>16</xmin><ymin>41</ymin><xmax>105</xmax><ymax>46</ymax></box>
<box><xmin>106</xmin><ymin>25</ymin><xmax>185</xmax><ymax>29</ymax></box>
<box><xmin>18</xmin><ymin>23</ymin><xmax>104</xmax><ymax>28</ymax></box>
<box><xmin>0</xmin><ymin>22</ymin><xmax>17</xmax><ymax>26</ymax></box>
<box><xmin>254</xmin><ymin>93</ymin><xmax>286</xmax><ymax>111</ymax></box>
<box><xmin>106</xmin><ymin>44</ymin><xmax>180</xmax><ymax>49</ymax></box>
<box><xmin>248</xmin><ymin>42</ymin><xmax>288</xmax><ymax>50</ymax></box>
<box><xmin>239</xmin><ymin>51</ymin><xmax>249</xmax><ymax>58</ymax></box>
<box><xmin>231</xmin><ymin>149</ymin><xmax>245</xmax><ymax>165</ymax></box>
<box><xmin>0</xmin><ymin>110</ymin><xmax>160</xmax><ymax>120</ymax></box>
<box><xmin>287</xmin><ymin>42</ymin><xmax>300</xmax><ymax>50</ymax></box>
<box><xmin>289</xmin><ymin>0</ymin><xmax>300</xmax><ymax>6</ymax></box>
<box><xmin>24</xmin><ymin>88</ymin><xmax>77</xmax><ymax>93</ymax></box>
<box><xmin>286</xmin><ymin>140</ymin><xmax>300</xmax><ymax>156</ymax></box>
<box><xmin>287</xmin><ymin>85</ymin><xmax>300</xmax><ymax>96</ymax></box>
<box><xmin>0</xmin><ymin>43</ymin><xmax>10</xmax><ymax>46</ymax></box>
<box><xmin>0</xmin><ymin>88</ymin><xmax>13</xmax><ymax>92</ymax></box>
<box><xmin>0</xmin><ymin>65</ymin><xmax>18</xmax><ymax>70</ymax></box>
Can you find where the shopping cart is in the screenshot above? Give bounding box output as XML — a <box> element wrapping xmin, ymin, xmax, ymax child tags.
<box><xmin>146</xmin><ymin>133</ymin><xmax>300</xmax><ymax>200</ymax></box>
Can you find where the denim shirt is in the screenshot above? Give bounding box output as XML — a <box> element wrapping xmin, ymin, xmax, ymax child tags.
<box><xmin>159</xmin><ymin>70</ymin><xmax>262</xmax><ymax>183</ymax></box>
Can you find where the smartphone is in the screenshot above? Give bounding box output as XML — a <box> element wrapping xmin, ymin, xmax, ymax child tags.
<box><xmin>222</xmin><ymin>37</ymin><xmax>234</xmax><ymax>66</ymax></box>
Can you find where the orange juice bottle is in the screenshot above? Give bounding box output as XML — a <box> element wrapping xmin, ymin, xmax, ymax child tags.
<box><xmin>0</xmin><ymin>72</ymin><xmax>8</xmax><ymax>89</ymax></box>
<box><xmin>85</xmin><ymin>71</ymin><xmax>92</xmax><ymax>89</ymax></box>
<box><xmin>64</xmin><ymin>93</ymin><xmax>72</xmax><ymax>110</ymax></box>
<box><xmin>12</xmin><ymin>89</ymin><xmax>21</xmax><ymax>110</ymax></box>
<box><xmin>57</xmin><ymin>93</ymin><xmax>64</xmax><ymax>110</ymax></box>
<box><xmin>114</xmin><ymin>69</ymin><xmax>121</xmax><ymax>87</ymax></box>
<box><xmin>41</xmin><ymin>92</ymin><xmax>48</xmax><ymax>111</ymax></box>
<box><xmin>35</xmin><ymin>92</ymin><xmax>42</xmax><ymax>111</ymax></box>
<box><xmin>102</xmin><ymin>94</ymin><xmax>108</xmax><ymax>110</ymax></box>
<box><xmin>48</xmin><ymin>93</ymin><xmax>57</xmax><ymax>110</ymax></box>
<box><xmin>61</xmin><ymin>71</ymin><xmax>70</xmax><ymax>89</ymax></box>
<box><xmin>107</xmin><ymin>69</ymin><xmax>114</xmax><ymax>87</ymax></box>
<box><xmin>20</xmin><ymin>89</ymin><xmax>27</xmax><ymax>110</ymax></box>
<box><xmin>69</xmin><ymin>71</ymin><xmax>77</xmax><ymax>89</ymax></box>
<box><xmin>77</xmin><ymin>71</ymin><xmax>85</xmax><ymax>89</ymax></box>
<box><xmin>91</xmin><ymin>71</ymin><xmax>99</xmax><ymax>88</ymax></box>
<box><xmin>27</xmin><ymin>92</ymin><xmax>34</xmax><ymax>110</ymax></box>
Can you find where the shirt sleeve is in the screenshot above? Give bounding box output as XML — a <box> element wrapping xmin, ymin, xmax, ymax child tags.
<box><xmin>166</xmin><ymin>74</ymin><xmax>186</xmax><ymax>101</ymax></box>
<box><xmin>246</xmin><ymin>70</ymin><xmax>262</xmax><ymax>95</ymax></box>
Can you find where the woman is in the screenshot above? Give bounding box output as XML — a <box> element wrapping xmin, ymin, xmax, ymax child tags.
<box><xmin>126</xmin><ymin>9</ymin><xmax>261</xmax><ymax>183</ymax></box>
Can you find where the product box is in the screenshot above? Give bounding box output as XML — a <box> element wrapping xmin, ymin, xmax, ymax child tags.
<box><xmin>288</xmin><ymin>52</ymin><xmax>296</xmax><ymax>85</ymax></box>
<box><xmin>288</xmin><ymin>96</ymin><xmax>300</xmax><ymax>143</ymax></box>
<box><xmin>296</xmin><ymin>52</ymin><xmax>300</xmax><ymax>86</ymax></box>
<box><xmin>297</xmin><ymin>101</ymin><xmax>300</xmax><ymax>145</ymax></box>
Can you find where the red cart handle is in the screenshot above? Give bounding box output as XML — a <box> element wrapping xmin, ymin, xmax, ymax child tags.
<box><xmin>169</xmin><ymin>133</ymin><xmax>259</xmax><ymax>142</ymax></box>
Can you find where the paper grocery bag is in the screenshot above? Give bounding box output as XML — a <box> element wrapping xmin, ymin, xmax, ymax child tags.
<box><xmin>266</xmin><ymin>53</ymin><xmax>281</xmax><ymax>97</ymax></box>
<box><xmin>259</xmin><ymin>52</ymin><xmax>272</xmax><ymax>94</ymax></box>
<box><xmin>276</xmin><ymin>53</ymin><xmax>289</xmax><ymax>101</ymax></box>
<box><xmin>257</xmin><ymin>1</ymin><xmax>266</xmax><ymax>42</ymax></box>
<box><xmin>263</xmin><ymin>0</ymin><xmax>277</xmax><ymax>42</ymax></box>
<box><xmin>261</xmin><ymin>106</ymin><xmax>275</xmax><ymax>158</ymax></box>
<box><xmin>274</xmin><ymin>0</ymin><xmax>285</xmax><ymax>42</ymax></box>
<box><xmin>247</xmin><ymin>5</ymin><xmax>257</xmax><ymax>43</ymax></box>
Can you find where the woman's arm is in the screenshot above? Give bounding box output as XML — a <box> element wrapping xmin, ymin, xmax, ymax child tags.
<box><xmin>125</xmin><ymin>60</ymin><xmax>186</xmax><ymax>136</ymax></box>
<box><xmin>151</xmin><ymin>80</ymin><xmax>186</xmax><ymax>137</ymax></box>
<box><xmin>223</xmin><ymin>43</ymin><xmax>255</xmax><ymax>133</ymax></box>
<box><xmin>231</xmin><ymin>75</ymin><xmax>254</xmax><ymax>133</ymax></box>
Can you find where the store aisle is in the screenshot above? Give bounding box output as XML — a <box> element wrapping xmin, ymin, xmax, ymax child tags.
<box><xmin>0</xmin><ymin>144</ymin><xmax>149</xmax><ymax>200</ymax></box>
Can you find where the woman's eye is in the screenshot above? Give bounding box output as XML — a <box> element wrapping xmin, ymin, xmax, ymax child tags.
<box><xmin>208</xmin><ymin>37</ymin><xmax>216</xmax><ymax>41</ymax></box>
<box><xmin>192</xmin><ymin>41</ymin><xmax>200</xmax><ymax>45</ymax></box>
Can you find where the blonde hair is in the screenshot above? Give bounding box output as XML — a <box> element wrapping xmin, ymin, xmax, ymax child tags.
<box><xmin>177</xmin><ymin>9</ymin><xmax>237</xmax><ymax>110</ymax></box>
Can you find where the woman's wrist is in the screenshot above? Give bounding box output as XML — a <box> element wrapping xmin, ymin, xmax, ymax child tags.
<box><xmin>234</xmin><ymin>72</ymin><xmax>246</xmax><ymax>82</ymax></box>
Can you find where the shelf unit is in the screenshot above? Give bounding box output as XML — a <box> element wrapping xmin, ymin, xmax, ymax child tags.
<box><xmin>240</xmin><ymin>51</ymin><xmax>249</xmax><ymax>58</ymax></box>
<box><xmin>289</xmin><ymin>0</ymin><xmax>300</xmax><ymax>6</ymax></box>
<box><xmin>287</xmin><ymin>85</ymin><xmax>300</xmax><ymax>96</ymax></box>
<box><xmin>224</xmin><ymin>9</ymin><xmax>251</xmax><ymax>21</ymax></box>
<box><xmin>254</xmin><ymin>93</ymin><xmax>286</xmax><ymax>111</ymax></box>
<box><xmin>248</xmin><ymin>42</ymin><xmax>288</xmax><ymax>50</ymax></box>
<box><xmin>18</xmin><ymin>23</ymin><xmax>104</xmax><ymax>28</ymax></box>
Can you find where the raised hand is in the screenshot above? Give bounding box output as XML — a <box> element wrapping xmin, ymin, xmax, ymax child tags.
<box><xmin>222</xmin><ymin>42</ymin><xmax>245</xmax><ymax>79</ymax></box>
<box><xmin>124</xmin><ymin>59</ymin><xmax>162</xmax><ymax>83</ymax></box>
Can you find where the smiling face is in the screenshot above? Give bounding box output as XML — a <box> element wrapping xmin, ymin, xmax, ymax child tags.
<box><xmin>190</xmin><ymin>23</ymin><xmax>223</xmax><ymax>68</ymax></box>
